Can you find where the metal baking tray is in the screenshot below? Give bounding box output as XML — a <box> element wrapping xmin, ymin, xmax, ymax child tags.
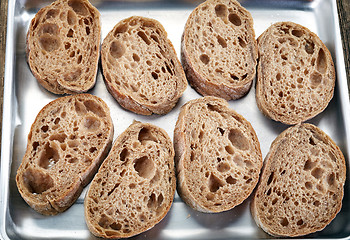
<box><xmin>1</xmin><ymin>0</ymin><xmax>350</xmax><ymax>239</ymax></box>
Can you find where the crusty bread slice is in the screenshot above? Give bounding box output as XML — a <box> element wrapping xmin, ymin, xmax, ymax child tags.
<box><xmin>251</xmin><ymin>123</ymin><xmax>346</xmax><ymax>237</ymax></box>
<box><xmin>174</xmin><ymin>96</ymin><xmax>262</xmax><ymax>213</ymax></box>
<box><xmin>181</xmin><ymin>0</ymin><xmax>258</xmax><ymax>100</ymax></box>
<box><xmin>255</xmin><ymin>22</ymin><xmax>336</xmax><ymax>125</ymax></box>
<box><xmin>84</xmin><ymin>121</ymin><xmax>176</xmax><ymax>238</ymax></box>
<box><xmin>101</xmin><ymin>16</ymin><xmax>187</xmax><ymax>115</ymax></box>
<box><xmin>26</xmin><ymin>0</ymin><xmax>101</xmax><ymax>94</ymax></box>
<box><xmin>16</xmin><ymin>94</ymin><xmax>113</xmax><ymax>215</ymax></box>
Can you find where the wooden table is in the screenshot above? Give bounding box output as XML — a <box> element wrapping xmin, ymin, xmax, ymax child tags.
<box><xmin>0</xmin><ymin>0</ymin><xmax>349</xmax><ymax>145</ymax></box>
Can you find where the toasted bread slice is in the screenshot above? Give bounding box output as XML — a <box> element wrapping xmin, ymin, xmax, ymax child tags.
<box><xmin>255</xmin><ymin>22</ymin><xmax>336</xmax><ymax>125</ymax></box>
<box><xmin>101</xmin><ymin>16</ymin><xmax>187</xmax><ymax>115</ymax></box>
<box><xmin>181</xmin><ymin>0</ymin><xmax>258</xmax><ymax>100</ymax></box>
<box><xmin>174</xmin><ymin>96</ymin><xmax>262</xmax><ymax>212</ymax></box>
<box><xmin>84</xmin><ymin>121</ymin><xmax>176</xmax><ymax>238</ymax></box>
<box><xmin>16</xmin><ymin>94</ymin><xmax>113</xmax><ymax>215</ymax></box>
<box><xmin>251</xmin><ymin>123</ymin><xmax>346</xmax><ymax>237</ymax></box>
<box><xmin>26</xmin><ymin>0</ymin><xmax>101</xmax><ymax>94</ymax></box>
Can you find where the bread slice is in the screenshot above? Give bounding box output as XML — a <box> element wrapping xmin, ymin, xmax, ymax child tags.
<box><xmin>84</xmin><ymin>121</ymin><xmax>176</xmax><ymax>238</ymax></box>
<box><xmin>174</xmin><ymin>96</ymin><xmax>262</xmax><ymax>213</ymax></box>
<box><xmin>251</xmin><ymin>123</ymin><xmax>346</xmax><ymax>237</ymax></box>
<box><xmin>255</xmin><ymin>22</ymin><xmax>336</xmax><ymax>125</ymax></box>
<box><xmin>101</xmin><ymin>16</ymin><xmax>187</xmax><ymax>115</ymax></box>
<box><xmin>181</xmin><ymin>0</ymin><xmax>258</xmax><ymax>100</ymax></box>
<box><xmin>16</xmin><ymin>94</ymin><xmax>113</xmax><ymax>215</ymax></box>
<box><xmin>26</xmin><ymin>0</ymin><xmax>101</xmax><ymax>94</ymax></box>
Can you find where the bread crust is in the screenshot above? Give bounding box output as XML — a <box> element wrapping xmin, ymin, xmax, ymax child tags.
<box><xmin>174</xmin><ymin>96</ymin><xmax>262</xmax><ymax>213</ymax></box>
<box><xmin>255</xmin><ymin>22</ymin><xmax>336</xmax><ymax>125</ymax></box>
<box><xmin>181</xmin><ymin>0</ymin><xmax>258</xmax><ymax>100</ymax></box>
<box><xmin>16</xmin><ymin>94</ymin><xmax>114</xmax><ymax>215</ymax></box>
<box><xmin>101</xmin><ymin>16</ymin><xmax>187</xmax><ymax>115</ymax></box>
<box><xmin>84</xmin><ymin>121</ymin><xmax>176</xmax><ymax>238</ymax></box>
<box><xmin>26</xmin><ymin>0</ymin><xmax>101</xmax><ymax>94</ymax></box>
<box><xmin>251</xmin><ymin>123</ymin><xmax>346</xmax><ymax>237</ymax></box>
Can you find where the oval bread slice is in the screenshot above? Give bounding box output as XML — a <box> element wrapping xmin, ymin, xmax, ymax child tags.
<box><xmin>174</xmin><ymin>96</ymin><xmax>262</xmax><ymax>212</ymax></box>
<box><xmin>251</xmin><ymin>123</ymin><xmax>346</xmax><ymax>237</ymax></box>
<box><xmin>84</xmin><ymin>121</ymin><xmax>176</xmax><ymax>238</ymax></box>
<box><xmin>181</xmin><ymin>0</ymin><xmax>258</xmax><ymax>100</ymax></box>
<box><xmin>16</xmin><ymin>94</ymin><xmax>114</xmax><ymax>215</ymax></box>
<box><xmin>255</xmin><ymin>22</ymin><xmax>336</xmax><ymax>125</ymax></box>
<box><xmin>26</xmin><ymin>0</ymin><xmax>101</xmax><ymax>94</ymax></box>
<box><xmin>101</xmin><ymin>16</ymin><xmax>187</xmax><ymax>115</ymax></box>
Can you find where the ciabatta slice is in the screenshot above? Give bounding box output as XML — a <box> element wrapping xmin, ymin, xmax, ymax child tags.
<box><xmin>26</xmin><ymin>0</ymin><xmax>101</xmax><ymax>94</ymax></box>
<box><xmin>85</xmin><ymin>121</ymin><xmax>176</xmax><ymax>238</ymax></box>
<box><xmin>256</xmin><ymin>22</ymin><xmax>335</xmax><ymax>125</ymax></box>
<box><xmin>174</xmin><ymin>96</ymin><xmax>262</xmax><ymax>212</ymax></box>
<box><xmin>16</xmin><ymin>94</ymin><xmax>113</xmax><ymax>215</ymax></box>
<box><xmin>251</xmin><ymin>123</ymin><xmax>346</xmax><ymax>237</ymax></box>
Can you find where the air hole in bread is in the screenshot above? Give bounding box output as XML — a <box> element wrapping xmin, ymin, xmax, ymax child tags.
<box><xmin>77</xmin><ymin>55</ymin><xmax>82</xmax><ymax>64</ymax></box>
<box><xmin>327</xmin><ymin>173</ymin><xmax>336</xmax><ymax>186</ymax></box>
<box><xmin>84</xmin><ymin>100</ymin><xmax>107</xmax><ymax>117</ymax></box>
<box><xmin>291</xmin><ymin>29</ymin><xmax>303</xmax><ymax>37</ymax></box>
<box><xmin>138</xmin><ymin>127</ymin><xmax>157</xmax><ymax>143</ymax></box>
<box><xmin>313</xmin><ymin>200</ymin><xmax>321</xmax><ymax>207</ymax></box>
<box><xmin>67</xmin><ymin>29</ymin><xmax>74</xmax><ymax>37</ymax></box>
<box><xmin>215</xmin><ymin>4</ymin><xmax>227</xmax><ymax>18</ymax></box>
<box><xmin>22</xmin><ymin>168</ymin><xmax>54</xmax><ymax>194</ymax></box>
<box><xmin>228</xmin><ymin>13</ymin><xmax>241</xmax><ymax>26</ymax></box>
<box><xmin>68</xmin><ymin>0</ymin><xmax>89</xmax><ymax>16</ymax></box>
<box><xmin>32</xmin><ymin>141</ymin><xmax>39</xmax><ymax>151</ymax></box>
<box><xmin>305</xmin><ymin>181</ymin><xmax>313</xmax><ymax>190</ymax></box>
<box><xmin>309</xmin><ymin>137</ymin><xmax>317</xmax><ymax>146</ymax></box>
<box><xmin>218</xmin><ymin>127</ymin><xmax>225</xmax><ymax>135</ymax></box>
<box><xmin>98</xmin><ymin>214</ymin><xmax>114</xmax><ymax>228</ymax></box>
<box><xmin>70</xmin><ymin>51</ymin><xmax>75</xmax><ymax>57</ymax></box>
<box><xmin>311</xmin><ymin>167</ymin><xmax>324</xmax><ymax>179</ymax></box>
<box><xmin>200</xmin><ymin>54</ymin><xmax>210</xmax><ymax>65</ymax></box>
<box><xmin>238</xmin><ymin>37</ymin><xmax>246</xmax><ymax>48</ymax></box>
<box><xmin>39</xmin><ymin>143</ymin><xmax>59</xmax><ymax>169</ymax></box>
<box><xmin>120</xmin><ymin>148</ymin><xmax>129</xmax><ymax>162</ymax></box>
<box><xmin>39</xmin><ymin>35</ymin><xmax>60</xmax><ymax>52</ymax></box>
<box><xmin>89</xmin><ymin>147</ymin><xmax>97</xmax><ymax>153</ymax></box>
<box><xmin>151</xmin><ymin>72</ymin><xmax>158</xmax><ymax>80</ymax></box>
<box><xmin>83</xmin><ymin>116</ymin><xmax>100</xmax><ymax>131</ymax></box>
<box><xmin>151</xmin><ymin>34</ymin><xmax>159</xmax><ymax>43</ymax></box>
<box><xmin>64</xmin><ymin>68</ymin><xmax>82</xmax><ymax>82</ymax></box>
<box><xmin>49</xmin><ymin>133</ymin><xmax>67</xmax><ymax>143</ymax></box>
<box><xmin>68</xmin><ymin>157</ymin><xmax>78</xmax><ymax>163</ymax></box>
<box><xmin>226</xmin><ymin>176</ymin><xmax>236</xmax><ymax>185</ymax></box>
<box><xmin>225</xmin><ymin>145</ymin><xmax>234</xmax><ymax>155</ymax></box>
<box><xmin>208</xmin><ymin>174</ymin><xmax>224</xmax><ymax>192</ymax></box>
<box><xmin>217</xmin><ymin>35</ymin><xmax>227</xmax><ymax>48</ymax></box>
<box><xmin>67</xmin><ymin>10</ymin><xmax>77</xmax><ymax>25</ymax></box>
<box><xmin>310</xmin><ymin>71</ymin><xmax>322</xmax><ymax>88</ymax></box>
<box><xmin>316</xmin><ymin>48</ymin><xmax>327</xmax><ymax>74</ymax></box>
<box><xmin>150</xmin><ymin>169</ymin><xmax>161</xmax><ymax>185</ymax></box>
<box><xmin>132</xmin><ymin>53</ymin><xmax>140</xmax><ymax>62</ymax></box>
<box><xmin>305</xmin><ymin>40</ymin><xmax>315</xmax><ymax>54</ymax></box>
<box><xmin>138</xmin><ymin>31</ymin><xmax>151</xmax><ymax>45</ymax></box>
<box><xmin>147</xmin><ymin>193</ymin><xmax>161</xmax><ymax>210</ymax></box>
<box><xmin>110</xmin><ymin>222</ymin><xmax>122</xmax><ymax>231</ymax></box>
<box><xmin>217</xmin><ymin>162</ymin><xmax>230</xmax><ymax>172</ymax></box>
<box><xmin>228</xmin><ymin>128</ymin><xmax>249</xmax><ymax>151</ymax></box>
<box><xmin>110</xmin><ymin>40</ymin><xmax>125</xmax><ymax>59</ymax></box>
<box><xmin>230</xmin><ymin>74</ymin><xmax>239</xmax><ymax>80</ymax></box>
<box><xmin>280</xmin><ymin>217</ymin><xmax>289</xmax><ymax>227</ymax></box>
<box><xmin>134</xmin><ymin>156</ymin><xmax>155</xmax><ymax>179</ymax></box>
<box><xmin>41</xmin><ymin>125</ymin><xmax>49</xmax><ymax>132</ymax></box>
<box><xmin>114</xmin><ymin>23</ymin><xmax>128</xmax><ymax>36</ymax></box>
<box><xmin>40</xmin><ymin>23</ymin><xmax>59</xmax><ymax>36</ymax></box>
<box><xmin>74</xmin><ymin>100</ymin><xmax>87</xmax><ymax>115</ymax></box>
<box><xmin>316</xmin><ymin>184</ymin><xmax>325</xmax><ymax>193</ymax></box>
<box><xmin>46</xmin><ymin>8</ymin><xmax>59</xmax><ymax>20</ymax></box>
<box><xmin>267</xmin><ymin>172</ymin><xmax>274</xmax><ymax>185</ymax></box>
<box><xmin>86</xmin><ymin>26</ymin><xmax>90</xmax><ymax>35</ymax></box>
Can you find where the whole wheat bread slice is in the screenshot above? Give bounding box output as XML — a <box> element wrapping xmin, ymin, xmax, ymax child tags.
<box><xmin>174</xmin><ymin>96</ymin><xmax>262</xmax><ymax>213</ymax></box>
<box><xmin>26</xmin><ymin>0</ymin><xmax>101</xmax><ymax>94</ymax></box>
<box><xmin>101</xmin><ymin>16</ymin><xmax>187</xmax><ymax>115</ymax></box>
<box><xmin>84</xmin><ymin>121</ymin><xmax>176</xmax><ymax>238</ymax></box>
<box><xmin>181</xmin><ymin>0</ymin><xmax>258</xmax><ymax>100</ymax></box>
<box><xmin>251</xmin><ymin>123</ymin><xmax>346</xmax><ymax>237</ymax></box>
<box><xmin>255</xmin><ymin>22</ymin><xmax>336</xmax><ymax>125</ymax></box>
<box><xmin>16</xmin><ymin>94</ymin><xmax>113</xmax><ymax>215</ymax></box>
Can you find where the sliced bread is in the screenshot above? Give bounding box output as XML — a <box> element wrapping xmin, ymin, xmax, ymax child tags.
<box><xmin>84</xmin><ymin>121</ymin><xmax>176</xmax><ymax>238</ymax></box>
<box><xmin>255</xmin><ymin>22</ymin><xmax>336</xmax><ymax>125</ymax></box>
<box><xmin>101</xmin><ymin>16</ymin><xmax>187</xmax><ymax>115</ymax></box>
<box><xmin>16</xmin><ymin>94</ymin><xmax>113</xmax><ymax>215</ymax></box>
<box><xmin>174</xmin><ymin>96</ymin><xmax>262</xmax><ymax>213</ymax></box>
<box><xmin>181</xmin><ymin>0</ymin><xmax>258</xmax><ymax>100</ymax></box>
<box><xmin>26</xmin><ymin>0</ymin><xmax>101</xmax><ymax>94</ymax></box>
<box><xmin>251</xmin><ymin>123</ymin><xmax>346</xmax><ymax>237</ymax></box>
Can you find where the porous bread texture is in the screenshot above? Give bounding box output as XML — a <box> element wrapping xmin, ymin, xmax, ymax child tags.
<box><xmin>251</xmin><ymin>123</ymin><xmax>346</xmax><ymax>237</ymax></box>
<box><xmin>84</xmin><ymin>121</ymin><xmax>176</xmax><ymax>238</ymax></box>
<box><xmin>256</xmin><ymin>22</ymin><xmax>335</xmax><ymax>125</ymax></box>
<box><xmin>101</xmin><ymin>16</ymin><xmax>187</xmax><ymax>115</ymax></box>
<box><xmin>16</xmin><ymin>94</ymin><xmax>114</xmax><ymax>215</ymax></box>
<box><xmin>26</xmin><ymin>0</ymin><xmax>101</xmax><ymax>94</ymax></box>
<box><xmin>174</xmin><ymin>96</ymin><xmax>262</xmax><ymax>213</ymax></box>
<box><xmin>181</xmin><ymin>0</ymin><xmax>258</xmax><ymax>100</ymax></box>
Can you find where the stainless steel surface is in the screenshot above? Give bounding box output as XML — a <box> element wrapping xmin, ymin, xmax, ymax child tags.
<box><xmin>1</xmin><ymin>0</ymin><xmax>350</xmax><ymax>239</ymax></box>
